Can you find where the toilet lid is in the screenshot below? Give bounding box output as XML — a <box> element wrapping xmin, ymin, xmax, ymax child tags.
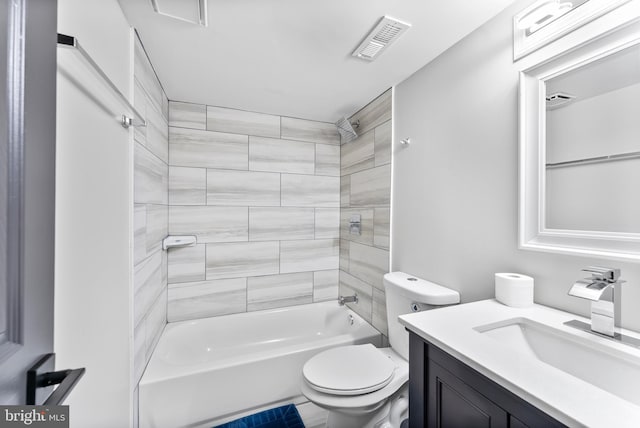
<box><xmin>303</xmin><ymin>344</ymin><xmax>396</xmax><ymax>396</ymax></box>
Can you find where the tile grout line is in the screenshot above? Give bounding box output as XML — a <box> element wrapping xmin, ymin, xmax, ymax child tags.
<box><xmin>170</xmin><ymin>164</ymin><xmax>339</xmax><ymax>179</ymax></box>
<box><xmin>169</xmin><ymin>122</ymin><xmax>338</xmax><ymax>145</ymax></box>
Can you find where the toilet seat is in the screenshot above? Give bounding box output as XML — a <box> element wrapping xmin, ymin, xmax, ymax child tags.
<box><xmin>301</xmin><ymin>347</ymin><xmax>409</xmax><ymax>412</ymax></box>
<box><xmin>303</xmin><ymin>344</ymin><xmax>396</xmax><ymax>396</ymax></box>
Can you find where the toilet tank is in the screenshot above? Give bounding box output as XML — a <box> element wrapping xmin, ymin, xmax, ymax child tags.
<box><xmin>383</xmin><ymin>272</ymin><xmax>460</xmax><ymax>360</ymax></box>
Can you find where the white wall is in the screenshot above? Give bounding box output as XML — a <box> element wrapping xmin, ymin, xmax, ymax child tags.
<box><xmin>55</xmin><ymin>0</ymin><xmax>134</xmax><ymax>426</ymax></box>
<box><xmin>392</xmin><ymin>0</ymin><xmax>640</xmax><ymax>331</ymax></box>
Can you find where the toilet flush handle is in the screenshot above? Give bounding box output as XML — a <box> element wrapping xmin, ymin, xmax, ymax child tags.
<box><xmin>411</xmin><ymin>302</ymin><xmax>429</xmax><ymax>312</ymax></box>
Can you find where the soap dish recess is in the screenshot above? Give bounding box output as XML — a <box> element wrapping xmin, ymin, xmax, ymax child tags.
<box><xmin>162</xmin><ymin>235</ymin><xmax>197</xmax><ymax>251</ymax></box>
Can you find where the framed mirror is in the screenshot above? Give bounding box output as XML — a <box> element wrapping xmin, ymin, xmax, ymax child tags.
<box><xmin>519</xmin><ymin>15</ymin><xmax>640</xmax><ymax>261</ymax></box>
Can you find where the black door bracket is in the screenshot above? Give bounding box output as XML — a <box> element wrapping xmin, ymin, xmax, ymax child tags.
<box><xmin>26</xmin><ymin>353</ymin><xmax>85</xmax><ymax>405</ymax></box>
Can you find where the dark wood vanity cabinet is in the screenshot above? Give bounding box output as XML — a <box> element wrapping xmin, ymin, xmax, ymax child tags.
<box><xmin>408</xmin><ymin>332</ymin><xmax>566</xmax><ymax>428</ymax></box>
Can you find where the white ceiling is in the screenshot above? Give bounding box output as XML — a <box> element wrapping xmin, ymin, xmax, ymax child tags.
<box><xmin>119</xmin><ymin>0</ymin><xmax>518</xmax><ymax>123</ymax></box>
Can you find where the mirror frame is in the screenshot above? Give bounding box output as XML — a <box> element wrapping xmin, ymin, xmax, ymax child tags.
<box><xmin>519</xmin><ymin>13</ymin><xmax>640</xmax><ymax>262</ymax></box>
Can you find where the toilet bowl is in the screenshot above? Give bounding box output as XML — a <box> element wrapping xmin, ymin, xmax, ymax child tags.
<box><xmin>301</xmin><ymin>272</ymin><xmax>460</xmax><ymax>428</ymax></box>
<box><xmin>301</xmin><ymin>345</ymin><xmax>409</xmax><ymax>428</ymax></box>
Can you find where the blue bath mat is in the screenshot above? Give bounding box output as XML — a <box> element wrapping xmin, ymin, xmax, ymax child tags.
<box><xmin>214</xmin><ymin>404</ymin><xmax>305</xmax><ymax>428</ymax></box>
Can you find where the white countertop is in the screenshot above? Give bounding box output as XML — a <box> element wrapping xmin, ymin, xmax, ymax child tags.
<box><xmin>399</xmin><ymin>299</ymin><xmax>640</xmax><ymax>428</ymax></box>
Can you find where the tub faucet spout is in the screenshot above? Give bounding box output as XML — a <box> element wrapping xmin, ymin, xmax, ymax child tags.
<box><xmin>338</xmin><ymin>294</ymin><xmax>358</xmax><ymax>306</ymax></box>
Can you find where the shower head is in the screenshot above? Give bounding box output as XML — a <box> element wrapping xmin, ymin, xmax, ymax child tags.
<box><xmin>335</xmin><ymin>117</ymin><xmax>359</xmax><ymax>143</ymax></box>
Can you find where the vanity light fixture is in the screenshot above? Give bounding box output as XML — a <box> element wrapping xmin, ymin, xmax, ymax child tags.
<box><xmin>150</xmin><ymin>0</ymin><xmax>208</xmax><ymax>27</ymax></box>
<box><xmin>516</xmin><ymin>0</ymin><xmax>574</xmax><ymax>33</ymax></box>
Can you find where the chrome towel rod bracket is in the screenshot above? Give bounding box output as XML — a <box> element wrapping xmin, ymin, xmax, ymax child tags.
<box><xmin>57</xmin><ymin>33</ymin><xmax>146</xmax><ymax>129</ymax></box>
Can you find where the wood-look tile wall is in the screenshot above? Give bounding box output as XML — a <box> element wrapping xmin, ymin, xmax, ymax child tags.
<box><xmin>167</xmin><ymin>103</ymin><xmax>341</xmax><ymax>322</ymax></box>
<box><xmin>133</xmin><ymin>35</ymin><xmax>169</xmax><ymax>385</ymax></box>
<box><xmin>339</xmin><ymin>89</ymin><xmax>392</xmax><ymax>336</ymax></box>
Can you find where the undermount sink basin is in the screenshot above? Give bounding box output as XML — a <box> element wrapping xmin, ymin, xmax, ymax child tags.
<box><xmin>475</xmin><ymin>317</ymin><xmax>640</xmax><ymax>406</ymax></box>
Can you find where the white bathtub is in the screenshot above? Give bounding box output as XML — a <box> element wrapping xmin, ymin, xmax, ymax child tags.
<box><xmin>139</xmin><ymin>301</ymin><xmax>382</xmax><ymax>428</ymax></box>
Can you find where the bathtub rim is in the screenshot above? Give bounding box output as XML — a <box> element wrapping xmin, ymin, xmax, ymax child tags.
<box><xmin>140</xmin><ymin>300</ymin><xmax>381</xmax><ymax>384</ymax></box>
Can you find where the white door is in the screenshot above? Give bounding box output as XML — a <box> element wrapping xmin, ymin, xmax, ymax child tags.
<box><xmin>0</xmin><ymin>0</ymin><xmax>70</xmax><ymax>405</ymax></box>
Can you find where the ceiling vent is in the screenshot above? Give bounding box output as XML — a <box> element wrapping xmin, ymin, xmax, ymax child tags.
<box><xmin>352</xmin><ymin>16</ymin><xmax>411</xmax><ymax>61</ymax></box>
<box><xmin>546</xmin><ymin>92</ymin><xmax>576</xmax><ymax>109</ymax></box>
<box><xmin>150</xmin><ymin>0</ymin><xmax>207</xmax><ymax>27</ymax></box>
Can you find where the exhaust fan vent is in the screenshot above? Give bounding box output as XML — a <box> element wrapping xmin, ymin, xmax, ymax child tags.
<box><xmin>353</xmin><ymin>16</ymin><xmax>411</xmax><ymax>61</ymax></box>
<box><xmin>546</xmin><ymin>92</ymin><xmax>576</xmax><ymax>109</ymax></box>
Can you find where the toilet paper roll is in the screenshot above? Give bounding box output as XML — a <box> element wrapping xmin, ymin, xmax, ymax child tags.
<box><xmin>495</xmin><ymin>273</ymin><xmax>534</xmax><ymax>308</ymax></box>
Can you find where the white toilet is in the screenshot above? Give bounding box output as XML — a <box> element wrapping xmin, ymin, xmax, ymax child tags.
<box><xmin>301</xmin><ymin>271</ymin><xmax>460</xmax><ymax>428</ymax></box>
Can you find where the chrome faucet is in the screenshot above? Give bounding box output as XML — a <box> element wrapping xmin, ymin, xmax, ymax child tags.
<box><xmin>338</xmin><ymin>294</ymin><xmax>358</xmax><ymax>306</ymax></box>
<box><xmin>567</xmin><ymin>266</ymin><xmax>623</xmax><ymax>337</ymax></box>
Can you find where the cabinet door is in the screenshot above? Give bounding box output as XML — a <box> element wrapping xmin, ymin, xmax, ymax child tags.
<box><xmin>509</xmin><ymin>415</ymin><xmax>529</xmax><ymax>428</ymax></box>
<box><xmin>428</xmin><ymin>360</ymin><xmax>508</xmax><ymax>428</ymax></box>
